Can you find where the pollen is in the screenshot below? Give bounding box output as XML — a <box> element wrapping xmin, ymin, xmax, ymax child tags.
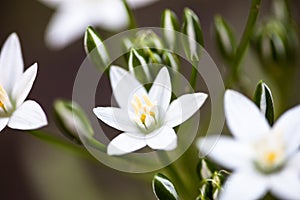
<box><xmin>266</xmin><ymin>152</ymin><xmax>277</xmax><ymax>164</ymax></box>
<box><xmin>140</xmin><ymin>113</ymin><xmax>146</xmax><ymax>124</ymax></box>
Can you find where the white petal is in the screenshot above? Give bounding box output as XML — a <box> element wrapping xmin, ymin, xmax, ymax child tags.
<box><xmin>270</xmin><ymin>169</ymin><xmax>300</xmax><ymax>200</ymax></box>
<box><xmin>198</xmin><ymin>136</ymin><xmax>253</xmax><ymax>170</ymax></box>
<box><xmin>220</xmin><ymin>171</ymin><xmax>268</xmax><ymax>200</ymax></box>
<box><xmin>109</xmin><ymin>66</ymin><xmax>146</xmax><ymax>110</ymax></box>
<box><xmin>273</xmin><ymin>105</ymin><xmax>300</xmax><ymax>156</ymax></box>
<box><xmin>12</xmin><ymin>63</ymin><xmax>37</xmax><ymax>107</ymax></box>
<box><xmin>107</xmin><ymin>133</ymin><xmax>146</xmax><ymax>156</ymax></box>
<box><xmin>92</xmin><ymin>0</ymin><xmax>128</xmax><ymax>31</ymax></box>
<box><xmin>286</xmin><ymin>152</ymin><xmax>300</xmax><ymax>171</ymax></box>
<box><xmin>8</xmin><ymin>100</ymin><xmax>48</xmax><ymax>130</ymax></box>
<box><xmin>0</xmin><ymin>118</ymin><xmax>9</xmax><ymax>132</ymax></box>
<box><xmin>146</xmin><ymin>126</ymin><xmax>177</xmax><ymax>151</ymax></box>
<box><xmin>93</xmin><ymin>107</ymin><xmax>138</xmax><ymax>132</ymax></box>
<box><xmin>0</xmin><ymin>33</ymin><xmax>23</xmax><ymax>92</ymax></box>
<box><xmin>126</xmin><ymin>0</ymin><xmax>159</xmax><ymax>9</ymax></box>
<box><xmin>224</xmin><ymin>90</ymin><xmax>270</xmax><ymax>142</ymax></box>
<box><xmin>165</xmin><ymin>93</ymin><xmax>207</xmax><ymax>127</ymax></box>
<box><xmin>44</xmin><ymin>5</ymin><xmax>92</xmax><ymax>49</ymax></box>
<box><xmin>149</xmin><ymin>67</ymin><xmax>171</xmax><ymax>111</ymax></box>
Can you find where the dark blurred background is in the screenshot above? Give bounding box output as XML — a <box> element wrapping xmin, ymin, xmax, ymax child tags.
<box><xmin>0</xmin><ymin>0</ymin><xmax>299</xmax><ymax>199</ymax></box>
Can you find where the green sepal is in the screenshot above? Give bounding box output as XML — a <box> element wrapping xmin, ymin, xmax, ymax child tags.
<box><xmin>152</xmin><ymin>173</ymin><xmax>178</xmax><ymax>200</ymax></box>
<box><xmin>253</xmin><ymin>80</ymin><xmax>274</xmax><ymax>125</ymax></box>
<box><xmin>182</xmin><ymin>8</ymin><xmax>204</xmax><ymax>61</ymax></box>
<box><xmin>54</xmin><ymin>100</ymin><xmax>94</xmax><ymax>144</ymax></box>
<box><xmin>214</xmin><ymin>15</ymin><xmax>237</xmax><ymax>62</ymax></box>
<box><xmin>162</xmin><ymin>9</ymin><xmax>180</xmax><ymax>50</ymax></box>
<box><xmin>128</xmin><ymin>48</ymin><xmax>152</xmax><ymax>82</ymax></box>
<box><xmin>84</xmin><ymin>26</ymin><xmax>110</xmax><ymax>72</ymax></box>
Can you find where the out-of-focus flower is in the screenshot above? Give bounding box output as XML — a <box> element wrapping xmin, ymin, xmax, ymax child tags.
<box><xmin>39</xmin><ymin>0</ymin><xmax>159</xmax><ymax>49</ymax></box>
<box><xmin>94</xmin><ymin>66</ymin><xmax>207</xmax><ymax>156</ymax></box>
<box><xmin>0</xmin><ymin>33</ymin><xmax>47</xmax><ymax>131</ymax></box>
<box><xmin>198</xmin><ymin>90</ymin><xmax>300</xmax><ymax>200</ymax></box>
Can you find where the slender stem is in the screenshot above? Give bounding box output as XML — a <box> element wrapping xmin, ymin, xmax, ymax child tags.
<box><xmin>189</xmin><ymin>62</ymin><xmax>198</xmax><ymax>91</ymax></box>
<box><xmin>158</xmin><ymin>152</ymin><xmax>193</xmax><ymax>199</ymax></box>
<box><xmin>227</xmin><ymin>0</ymin><xmax>262</xmax><ymax>87</ymax></box>
<box><xmin>27</xmin><ymin>130</ymin><xmax>95</xmax><ymax>161</ymax></box>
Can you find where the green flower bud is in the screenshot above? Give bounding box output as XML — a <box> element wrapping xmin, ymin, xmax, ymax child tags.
<box><xmin>84</xmin><ymin>26</ymin><xmax>110</xmax><ymax>72</ymax></box>
<box><xmin>253</xmin><ymin>81</ymin><xmax>274</xmax><ymax>125</ymax></box>
<box><xmin>162</xmin><ymin>9</ymin><xmax>180</xmax><ymax>50</ymax></box>
<box><xmin>128</xmin><ymin>48</ymin><xmax>152</xmax><ymax>82</ymax></box>
<box><xmin>54</xmin><ymin>100</ymin><xmax>94</xmax><ymax>144</ymax></box>
<box><xmin>163</xmin><ymin>52</ymin><xmax>179</xmax><ymax>71</ymax></box>
<box><xmin>214</xmin><ymin>15</ymin><xmax>237</xmax><ymax>63</ymax></box>
<box><xmin>252</xmin><ymin>19</ymin><xmax>299</xmax><ymax>68</ymax></box>
<box><xmin>182</xmin><ymin>8</ymin><xmax>204</xmax><ymax>61</ymax></box>
<box><xmin>152</xmin><ymin>173</ymin><xmax>178</xmax><ymax>200</ymax></box>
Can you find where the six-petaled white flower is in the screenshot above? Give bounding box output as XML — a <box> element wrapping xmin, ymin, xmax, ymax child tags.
<box><xmin>39</xmin><ymin>0</ymin><xmax>158</xmax><ymax>49</ymax></box>
<box><xmin>0</xmin><ymin>33</ymin><xmax>48</xmax><ymax>131</ymax></box>
<box><xmin>94</xmin><ymin>66</ymin><xmax>207</xmax><ymax>156</ymax></box>
<box><xmin>198</xmin><ymin>90</ymin><xmax>300</xmax><ymax>200</ymax></box>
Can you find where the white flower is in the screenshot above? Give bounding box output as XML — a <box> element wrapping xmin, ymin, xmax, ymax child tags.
<box><xmin>39</xmin><ymin>0</ymin><xmax>159</xmax><ymax>49</ymax></box>
<box><xmin>198</xmin><ymin>90</ymin><xmax>300</xmax><ymax>200</ymax></box>
<box><xmin>94</xmin><ymin>66</ymin><xmax>207</xmax><ymax>156</ymax></box>
<box><xmin>0</xmin><ymin>33</ymin><xmax>47</xmax><ymax>131</ymax></box>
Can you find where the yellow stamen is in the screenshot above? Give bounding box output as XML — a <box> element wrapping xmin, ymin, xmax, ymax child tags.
<box><xmin>134</xmin><ymin>94</ymin><xmax>142</xmax><ymax>109</ymax></box>
<box><xmin>143</xmin><ymin>94</ymin><xmax>153</xmax><ymax>107</ymax></box>
<box><xmin>140</xmin><ymin>113</ymin><xmax>146</xmax><ymax>124</ymax></box>
<box><xmin>0</xmin><ymin>85</ymin><xmax>8</xmax><ymax>112</ymax></box>
<box><xmin>266</xmin><ymin>152</ymin><xmax>277</xmax><ymax>164</ymax></box>
<box><xmin>131</xmin><ymin>102</ymin><xmax>139</xmax><ymax>115</ymax></box>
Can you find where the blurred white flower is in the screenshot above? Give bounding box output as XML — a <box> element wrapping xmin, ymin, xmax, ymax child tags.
<box><xmin>0</xmin><ymin>33</ymin><xmax>48</xmax><ymax>131</ymax></box>
<box><xmin>198</xmin><ymin>90</ymin><xmax>300</xmax><ymax>200</ymax></box>
<box><xmin>39</xmin><ymin>0</ymin><xmax>158</xmax><ymax>49</ymax></box>
<box><xmin>94</xmin><ymin>66</ymin><xmax>207</xmax><ymax>156</ymax></box>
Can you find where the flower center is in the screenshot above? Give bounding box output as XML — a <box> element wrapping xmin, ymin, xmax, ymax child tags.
<box><xmin>254</xmin><ymin>131</ymin><xmax>285</xmax><ymax>174</ymax></box>
<box><xmin>131</xmin><ymin>94</ymin><xmax>159</xmax><ymax>131</ymax></box>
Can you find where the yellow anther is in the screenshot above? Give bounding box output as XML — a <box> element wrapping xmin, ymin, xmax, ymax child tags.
<box><xmin>266</xmin><ymin>152</ymin><xmax>277</xmax><ymax>164</ymax></box>
<box><xmin>140</xmin><ymin>113</ymin><xmax>146</xmax><ymax>124</ymax></box>
<box><xmin>143</xmin><ymin>94</ymin><xmax>153</xmax><ymax>107</ymax></box>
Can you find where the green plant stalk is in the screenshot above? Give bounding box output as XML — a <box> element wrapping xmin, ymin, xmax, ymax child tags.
<box><xmin>27</xmin><ymin>130</ymin><xmax>95</xmax><ymax>161</ymax></box>
<box><xmin>189</xmin><ymin>61</ymin><xmax>198</xmax><ymax>91</ymax></box>
<box><xmin>158</xmin><ymin>152</ymin><xmax>193</xmax><ymax>199</ymax></box>
<box><xmin>227</xmin><ymin>0</ymin><xmax>262</xmax><ymax>87</ymax></box>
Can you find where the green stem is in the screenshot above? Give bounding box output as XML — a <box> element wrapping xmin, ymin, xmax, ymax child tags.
<box><xmin>122</xmin><ymin>0</ymin><xmax>137</xmax><ymax>29</ymax></box>
<box><xmin>189</xmin><ymin>62</ymin><xmax>198</xmax><ymax>91</ymax></box>
<box><xmin>227</xmin><ymin>0</ymin><xmax>262</xmax><ymax>87</ymax></box>
<box><xmin>27</xmin><ymin>130</ymin><xmax>95</xmax><ymax>161</ymax></box>
<box><xmin>158</xmin><ymin>152</ymin><xmax>193</xmax><ymax>199</ymax></box>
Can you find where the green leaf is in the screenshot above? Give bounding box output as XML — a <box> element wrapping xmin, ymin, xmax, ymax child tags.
<box><xmin>128</xmin><ymin>48</ymin><xmax>152</xmax><ymax>82</ymax></box>
<box><xmin>214</xmin><ymin>15</ymin><xmax>237</xmax><ymax>62</ymax></box>
<box><xmin>54</xmin><ymin>100</ymin><xmax>94</xmax><ymax>144</ymax></box>
<box><xmin>182</xmin><ymin>8</ymin><xmax>204</xmax><ymax>61</ymax></box>
<box><xmin>152</xmin><ymin>173</ymin><xmax>178</xmax><ymax>200</ymax></box>
<box><xmin>84</xmin><ymin>26</ymin><xmax>110</xmax><ymax>72</ymax></box>
<box><xmin>253</xmin><ymin>81</ymin><xmax>274</xmax><ymax>125</ymax></box>
<box><xmin>162</xmin><ymin>9</ymin><xmax>180</xmax><ymax>50</ymax></box>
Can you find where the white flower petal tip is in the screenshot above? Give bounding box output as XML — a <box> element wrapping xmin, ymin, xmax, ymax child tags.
<box><xmin>224</xmin><ymin>89</ymin><xmax>270</xmax><ymax>142</ymax></box>
<box><xmin>165</xmin><ymin>92</ymin><xmax>207</xmax><ymax>127</ymax></box>
<box><xmin>12</xmin><ymin>63</ymin><xmax>38</xmax><ymax>106</ymax></box>
<box><xmin>8</xmin><ymin>100</ymin><xmax>48</xmax><ymax>130</ymax></box>
<box><xmin>107</xmin><ymin>133</ymin><xmax>146</xmax><ymax>156</ymax></box>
